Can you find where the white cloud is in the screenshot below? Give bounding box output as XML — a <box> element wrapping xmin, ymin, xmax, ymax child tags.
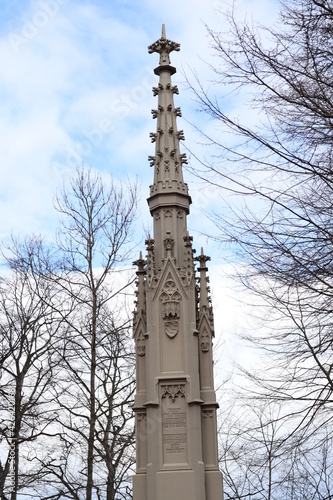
<box><xmin>0</xmin><ymin>0</ymin><xmax>279</xmax><ymax>386</ymax></box>
<box><xmin>0</xmin><ymin>0</ymin><xmax>278</xmax><ymax>235</ymax></box>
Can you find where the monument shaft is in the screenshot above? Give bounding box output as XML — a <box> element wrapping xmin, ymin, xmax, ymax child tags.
<box><xmin>132</xmin><ymin>25</ymin><xmax>224</xmax><ymax>500</ymax></box>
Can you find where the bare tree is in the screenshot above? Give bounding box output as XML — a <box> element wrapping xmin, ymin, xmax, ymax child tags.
<box><xmin>186</xmin><ymin>0</ymin><xmax>333</xmax><ymax>495</ymax></box>
<box><xmin>39</xmin><ymin>168</ymin><xmax>137</xmax><ymax>500</ymax></box>
<box><xmin>0</xmin><ymin>236</ymin><xmax>65</xmax><ymax>500</ymax></box>
<box><xmin>219</xmin><ymin>400</ymin><xmax>333</xmax><ymax>499</ymax></box>
<box><xmin>218</xmin><ymin>402</ymin><xmax>284</xmax><ymax>500</ymax></box>
<box><xmin>0</xmin><ymin>169</ymin><xmax>138</xmax><ymax>499</ymax></box>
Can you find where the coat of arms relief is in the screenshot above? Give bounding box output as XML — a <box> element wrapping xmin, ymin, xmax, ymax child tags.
<box><xmin>160</xmin><ymin>278</ymin><xmax>181</xmax><ymax>338</ymax></box>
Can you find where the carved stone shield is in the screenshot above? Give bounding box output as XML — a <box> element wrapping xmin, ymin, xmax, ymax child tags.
<box><xmin>165</xmin><ymin>319</ymin><xmax>179</xmax><ymax>338</ymax></box>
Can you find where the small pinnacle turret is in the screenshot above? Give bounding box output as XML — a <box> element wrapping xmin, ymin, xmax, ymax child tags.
<box><xmin>195</xmin><ymin>247</ymin><xmax>212</xmax><ymax>310</ymax></box>
<box><xmin>133</xmin><ymin>251</ymin><xmax>146</xmax><ymax>327</ymax></box>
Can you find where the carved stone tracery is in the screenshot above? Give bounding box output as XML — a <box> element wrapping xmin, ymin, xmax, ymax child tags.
<box><xmin>161</xmin><ymin>383</ymin><xmax>186</xmax><ymax>402</ymax></box>
<box><xmin>202</xmin><ymin>409</ymin><xmax>214</xmax><ymax>419</ymax></box>
<box><xmin>200</xmin><ymin>328</ymin><xmax>210</xmax><ymax>353</ymax></box>
<box><xmin>137</xmin><ymin>329</ymin><xmax>146</xmax><ymax>356</ymax></box>
<box><xmin>137</xmin><ymin>412</ymin><xmax>147</xmax><ymax>422</ymax></box>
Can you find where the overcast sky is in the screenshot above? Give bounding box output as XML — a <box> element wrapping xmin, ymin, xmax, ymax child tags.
<box><xmin>0</xmin><ymin>0</ymin><xmax>278</xmax><ymax>369</ymax></box>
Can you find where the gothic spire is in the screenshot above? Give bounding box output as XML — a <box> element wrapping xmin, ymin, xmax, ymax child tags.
<box><xmin>132</xmin><ymin>27</ymin><xmax>223</xmax><ymax>499</ymax></box>
<box><xmin>147</xmin><ymin>25</ymin><xmax>191</xmax><ymax>213</ymax></box>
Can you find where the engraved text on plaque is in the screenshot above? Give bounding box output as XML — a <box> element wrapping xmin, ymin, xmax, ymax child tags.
<box><xmin>161</xmin><ymin>383</ymin><xmax>187</xmax><ymax>465</ymax></box>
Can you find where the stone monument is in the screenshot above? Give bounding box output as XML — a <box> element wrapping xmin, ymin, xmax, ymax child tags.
<box><xmin>132</xmin><ymin>25</ymin><xmax>224</xmax><ymax>500</ymax></box>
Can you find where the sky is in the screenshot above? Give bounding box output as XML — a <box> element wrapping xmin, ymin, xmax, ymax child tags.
<box><xmin>0</xmin><ymin>0</ymin><xmax>279</xmax><ymax>373</ymax></box>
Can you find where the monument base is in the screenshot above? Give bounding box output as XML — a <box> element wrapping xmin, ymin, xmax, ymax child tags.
<box><xmin>205</xmin><ymin>469</ymin><xmax>224</xmax><ymax>499</ymax></box>
<box><xmin>133</xmin><ymin>473</ymin><xmax>147</xmax><ymax>500</ymax></box>
<box><xmin>155</xmin><ymin>469</ymin><xmax>206</xmax><ymax>500</ymax></box>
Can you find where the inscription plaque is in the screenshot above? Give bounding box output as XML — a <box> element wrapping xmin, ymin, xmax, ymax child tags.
<box><xmin>161</xmin><ymin>384</ymin><xmax>187</xmax><ymax>464</ymax></box>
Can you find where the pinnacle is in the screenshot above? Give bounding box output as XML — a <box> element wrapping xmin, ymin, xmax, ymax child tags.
<box><xmin>146</xmin><ymin>27</ymin><xmax>192</xmax><ymax>271</ymax></box>
<box><xmin>147</xmin><ymin>26</ymin><xmax>189</xmax><ymax>195</ymax></box>
<box><xmin>195</xmin><ymin>248</ymin><xmax>211</xmax><ymax>269</ymax></box>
